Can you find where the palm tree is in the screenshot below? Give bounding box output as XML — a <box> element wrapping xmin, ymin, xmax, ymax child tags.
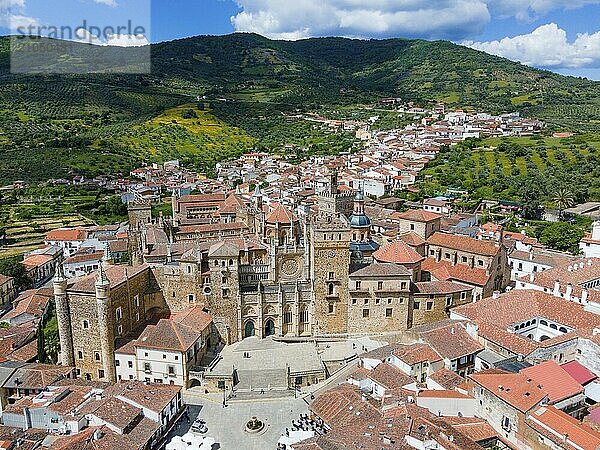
<box><xmin>554</xmin><ymin>189</ymin><xmax>574</xmax><ymax>220</ymax></box>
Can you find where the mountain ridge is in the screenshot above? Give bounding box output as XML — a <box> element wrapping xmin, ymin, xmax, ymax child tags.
<box><xmin>0</xmin><ymin>32</ymin><xmax>598</xmax><ymax>182</ymax></box>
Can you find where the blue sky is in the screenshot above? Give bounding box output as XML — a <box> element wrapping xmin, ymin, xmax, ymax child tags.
<box><xmin>3</xmin><ymin>0</ymin><xmax>600</xmax><ymax>79</ymax></box>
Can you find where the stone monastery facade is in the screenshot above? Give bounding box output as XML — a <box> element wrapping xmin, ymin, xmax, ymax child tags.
<box><xmin>55</xmin><ymin>174</ymin><xmax>509</xmax><ymax>381</ymax></box>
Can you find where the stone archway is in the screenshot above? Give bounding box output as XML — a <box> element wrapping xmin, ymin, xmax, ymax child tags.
<box><xmin>244</xmin><ymin>320</ymin><xmax>256</xmax><ymax>338</ymax></box>
<box><xmin>264</xmin><ymin>319</ymin><xmax>275</xmax><ymax>337</ymax></box>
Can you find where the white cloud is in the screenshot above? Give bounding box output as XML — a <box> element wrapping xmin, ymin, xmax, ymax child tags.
<box><xmin>486</xmin><ymin>0</ymin><xmax>600</xmax><ymax>22</ymax></box>
<box><xmin>230</xmin><ymin>0</ymin><xmax>600</xmax><ymax>41</ymax></box>
<box><xmin>231</xmin><ymin>0</ymin><xmax>491</xmax><ymax>40</ymax></box>
<box><xmin>464</xmin><ymin>23</ymin><xmax>600</xmax><ymax>69</ymax></box>
<box><xmin>93</xmin><ymin>0</ymin><xmax>118</xmax><ymax>6</ymax></box>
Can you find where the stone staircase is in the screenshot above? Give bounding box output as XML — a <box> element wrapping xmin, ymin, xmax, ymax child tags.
<box><xmin>235</xmin><ymin>369</ymin><xmax>289</xmax><ymax>393</ymax></box>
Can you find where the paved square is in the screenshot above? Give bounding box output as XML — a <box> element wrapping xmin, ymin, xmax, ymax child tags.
<box><xmin>178</xmin><ymin>392</ymin><xmax>310</xmax><ymax>449</ymax></box>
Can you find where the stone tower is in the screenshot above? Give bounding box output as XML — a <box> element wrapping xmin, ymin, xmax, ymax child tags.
<box><xmin>53</xmin><ymin>264</ymin><xmax>75</xmax><ymax>367</ymax></box>
<box><xmin>95</xmin><ymin>263</ymin><xmax>116</xmax><ymax>382</ymax></box>
<box><xmin>317</xmin><ymin>171</ymin><xmax>353</xmax><ymax>217</ymax></box>
<box><xmin>310</xmin><ymin>216</ymin><xmax>351</xmax><ymax>336</ymax></box>
<box><xmin>206</xmin><ymin>242</ymin><xmax>241</xmax><ymax>344</ymax></box>
<box><xmin>127</xmin><ymin>199</ymin><xmax>152</xmax><ymax>227</ymax></box>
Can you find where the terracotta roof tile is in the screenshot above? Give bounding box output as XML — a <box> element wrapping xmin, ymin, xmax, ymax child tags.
<box><xmin>373</xmin><ymin>239</ymin><xmax>424</xmax><ymax>265</ymax></box>
<box><xmin>521</xmin><ymin>361</ymin><xmax>584</xmax><ymax>403</ymax></box>
<box><xmin>394</xmin><ymin>209</ymin><xmax>442</xmax><ymax>222</ymax></box>
<box><xmin>528</xmin><ymin>406</ymin><xmax>600</xmax><ymax>450</ymax></box>
<box><xmin>427</xmin><ymin>232</ymin><xmax>501</xmax><ymax>257</ymax></box>
<box><xmin>469</xmin><ymin>369</ymin><xmax>547</xmax><ymax>413</ymax></box>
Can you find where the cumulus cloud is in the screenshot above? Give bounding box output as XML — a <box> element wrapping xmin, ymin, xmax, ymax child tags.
<box><xmin>231</xmin><ymin>0</ymin><xmax>491</xmax><ymax>40</ymax></box>
<box><xmin>464</xmin><ymin>23</ymin><xmax>600</xmax><ymax>69</ymax></box>
<box><xmin>230</xmin><ymin>0</ymin><xmax>600</xmax><ymax>41</ymax></box>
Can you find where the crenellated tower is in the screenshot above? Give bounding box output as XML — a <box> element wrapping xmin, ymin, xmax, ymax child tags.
<box><xmin>95</xmin><ymin>263</ymin><xmax>116</xmax><ymax>382</ymax></box>
<box><xmin>53</xmin><ymin>264</ymin><xmax>74</xmax><ymax>367</ymax></box>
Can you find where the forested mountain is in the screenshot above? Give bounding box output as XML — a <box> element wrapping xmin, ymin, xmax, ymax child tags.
<box><xmin>0</xmin><ymin>33</ymin><xmax>598</xmax><ymax>182</ymax></box>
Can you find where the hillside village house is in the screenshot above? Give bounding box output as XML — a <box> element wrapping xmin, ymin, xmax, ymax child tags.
<box><xmin>115</xmin><ymin>306</ymin><xmax>212</xmax><ymax>387</ymax></box>
<box><xmin>451</xmin><ymin>290</ymin><xmax>600</xmax><ymax>369</ymax></box>
<box><xmin>0</xmin><ymin>275</ymin><xmax>16</xmax><ymax>306</ymax></box>
<box><xmin>508</xmin><ymin>248</ymin><xmax>576</xmax><ymax>281</ymax></box>
<box><xmin>21</xmin><ymin>246</ymin><xmax>63</xmax><ymax>288</ymax></box>
<box><xmin>581</xmin><ymin>221</ymin><xmax>600</xmax><ymax>258</ymax></box>
<box><xmin>44</xmin><ymin>227</ymin><xmax>87</xmax><ymax>257</ymax></box>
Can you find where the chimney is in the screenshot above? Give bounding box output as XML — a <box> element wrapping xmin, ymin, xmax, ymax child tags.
<box><xmin>581</xmin><ymin>288</ymin><xmax>588</xmax><ymax>304</ymax></box>
<box><xmin>565</xmin><ymin>283</ymin><xmax>573</xmax><ymax>301</ymax></box>
<box><xmin>529</xmin><ymin>273</ymin><xmax>535</xmax><ymax>283</ymax></box>
<box><xmin>553</xmin><ymin>280</ymin><xmax>561</xmax><ymax>297</ymax></box>
<box><xmin>529</xmin><ymin>249</ymin><xmax>534</xmax><ymax>261</ymax></box>
<box><xmin>568</xmin><ymin>265</ymin><xmax>573</xmax><ymax>272</ymax></box>
<box><xmin>492</xmin><ymin>291</ymin><xmax>500</xmax><ymax>299</ymax></box>
<box><xmin>579</xmin><ymin>261</ymin><xmax>585</xmax><ymax>269</ymax></box>
<box><xmin>589</xmin><ymin>260</ymin><xmax>594</xmax><ymax>266</ymax></box>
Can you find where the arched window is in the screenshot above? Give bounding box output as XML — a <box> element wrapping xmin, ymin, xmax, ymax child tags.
<box><xmin>550</xmin><ymin>323</ymin><xmax>557</xmax><ymax>330</ymax></box>
<box><xmin>300</xmin><ymin>307</ymin><xmax>309</xmax><ymax>323</ymax></box>
<box><xmin>283</xmin><ymin>307</ymin><xmax>292</xmax><ymax>324</ymax></box>
<box><xmin>540</xmin><ymin>320</ymin><xmax>548</xmax><ymax>326</ymax></box>
<box><xmin>558</xmin><ymin>327</ymin><xmax>567</xmax><ymax>333</ymax></box>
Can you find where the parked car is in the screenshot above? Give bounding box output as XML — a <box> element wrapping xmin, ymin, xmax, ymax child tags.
<box><xmin>191</xmin><ymin>418</ymin><xmax>208</xmax><ymax>434</ymax></box>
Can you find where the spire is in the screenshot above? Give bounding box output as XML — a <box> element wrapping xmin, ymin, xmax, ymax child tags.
<box><xmin>96</xmin><ymin>261</ymin><xmax>109</xmax><ymax>287</ymax></box>
<box><xmin>103</xmin><ymin>241</ymin><xmax>114</xmax><ymax>264</ymax></box>
<box><xmin>235</xmin><ymin>184</ymin><xmax>242</xmax><ymax>195</ymax></box>
<box><xmin>53</xmin><ymin>263</ymin><xmax>66</xmax><ymax>283</ymax></box>
<box><xmin>253</xmin><ymin>184</ymin><xmax>262</xmax><ymax>197</ymax></box>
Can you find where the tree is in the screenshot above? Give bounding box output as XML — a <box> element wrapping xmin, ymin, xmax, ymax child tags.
<box><xmin>37</xmin><ymin>321</ymin><xmax>47</xmax><ymax>363</ymax></box>
<box><xmin>553</xmin><ymin>188</ymin><xmax>574</xmax><ymax>220</ymax></box>
<box><xmin>540</xmin><ymin>222</ymin><xmax>585</xmax><ymax>254</ymax></box>
<box><xmin>0</xmin><ymin>257</ymin><xmax>32</xmax><ymax>291</ymax></box>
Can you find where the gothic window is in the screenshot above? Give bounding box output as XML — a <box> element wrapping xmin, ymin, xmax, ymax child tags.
<box><xmin>134</xmin><ymin>295</ymin><xmax>140</xmax><ymax>307</ymax></box>
<box><xmin>94</xmin><ymin>352</ymin><xmax>101</xmax><ymax>361</ymax></box>
<box><xmin>77</xmin><ymin>351</ymin><xmax>83</xmax><ymax>360</ymax></box>
<box><xmin>82</xmin><ymin>320</ymin><xmax>89</xmax><ymax>329</ymax></box>
<box><xmin>300</xmin><ymin>308</ymin><xmax>309</xmax><ymax>323</ymax></box>
<box><xmin>115</xmin><ymin>307</ymin><xmax>122</xmax><ymax>321</ymax></box>
<box><xmin>283</xmin><ymin>308</ymin><xmax>292</xmax><ymax>324</ymax></box>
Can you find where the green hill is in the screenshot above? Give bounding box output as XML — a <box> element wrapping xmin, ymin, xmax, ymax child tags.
<box><xmin>0</xmin><ymin>33</ymin><xmax>599</xmax><ymax>183</ymax></box>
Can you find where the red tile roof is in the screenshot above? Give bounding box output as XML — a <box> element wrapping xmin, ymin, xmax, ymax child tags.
<box><xmin>427</xmin><ymin>232</ymin><xmax>501</xmax><ymax>257</ymax></box>
<box><xmin>45</xmin><ymin>227</ymin><xmax>87</xmax><ymax>242</ymax></box>
<box><xmin>418</xmin><ymin>390</ymin><xmax>470</xmax><ymax>399</ymax></box>
<box><xmin>528</xmin><ymin>406</ymin><xmax>600</xmax><ymax>450</ymax></box>
<box><xmin>392</xmin><ymin>343</ymin><xmax>442</xmax><ymax>365</ymax></box>
<box><xmin>421</xmin><ymin>258</ymin><xmax>491</xmax><ymax>286</ymax></box>
<box><xmin>561</xmin><ymin>361</ymin><xmax>598</xmax><ymax>386</ymax></box>
<box><xmin>266</xmin><ymin>202</ymin><xmax>298</xmax><ymax>224</ymax></box>
<box><xmin>470</xmin><ymin>369</ymin><xmax>547</xmax><ymax>413</ymax></box>
<box><xmin>521</xmin><ymin>361</ymin><xmax>584</xmax><ymax>403</ymax></box>
<box><xmin>373</xmin><ymin>239</ymin><xmax>424</xmax><ymax>264</ymax></box>
<box><xmin>394</xmin><ymin>209</ymin><xmax>442</xmax><ymax>222</ymax></box>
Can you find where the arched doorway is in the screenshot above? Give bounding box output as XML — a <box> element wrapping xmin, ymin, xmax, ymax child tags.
<box><xmin>264</xmin><ymin>319</ymin><xmax>275</xmax><ymax>337</ymax></box>
<box><xmin>244</xmin><ymin>321</ymin><xmax>255</xmax><ymax>338</ymax></box>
